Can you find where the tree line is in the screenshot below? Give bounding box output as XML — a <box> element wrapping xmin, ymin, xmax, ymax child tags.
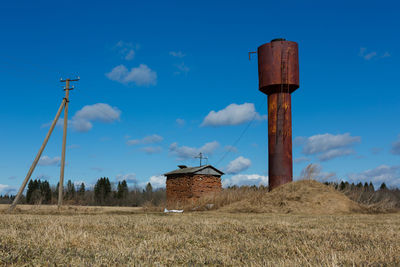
<box><xmin>1</xmin><ymin>178</ymin><xmax>399</xmax><ymax>208</ymax></box>
<box><xmin>324</xmin><ymin>180</ymin><xmax>400</xmax><ymax>208</ymax></box>
<box><xmin>0</xmin><ymin>177</ymin><xmax>165</xmax><ymax>206</ymax></box>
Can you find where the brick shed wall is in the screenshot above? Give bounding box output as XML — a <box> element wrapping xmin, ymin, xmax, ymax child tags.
<box><xmin>166</xmin><ymin>174</ymin><xmax>221</xmax><ymax>206</ymax></box>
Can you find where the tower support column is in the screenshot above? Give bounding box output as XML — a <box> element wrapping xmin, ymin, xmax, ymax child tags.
<box><xmin>267</xmin><ymin>92</ymin><xmax>293</xmax><ymax>189</ymax></box>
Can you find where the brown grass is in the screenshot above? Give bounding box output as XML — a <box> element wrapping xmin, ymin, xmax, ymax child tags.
<box><xmin>189</xmin><ymin>180</ymin><xmax>365</xmax><ymax>214</ymax></box>
<box><xmin>0</xmin><ymin>204</ymin><xmax>143</xmax><ymax>215</ymax></box>
<box><xmin>1</xmin><ymin>181</ymin><xmax>399</xmax><ymax>265</ymax></box>
<box><xmin>342</xmin><ymin>188</ymin><xmax>400</xmax><ymax>213</ymax></box>
<box><xmin>0</xmin><ymin>207</ymin><xmax>399</xmax><ymax>266</ymax></box>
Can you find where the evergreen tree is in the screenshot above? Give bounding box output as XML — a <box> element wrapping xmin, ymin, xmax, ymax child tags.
<box><xmin>380</xmin><ymin>182</ymin><xmax>387</xmax><ymax>190</ymax></box>
<box><xmin>117</xmin><ymin>180</ymin><xmax>128</xmax><ymax>199</ymax></box>
<box><xmin>369</xmin><ymin>182</ymin><xmax>375</xmax><ymax>192</ymax></box>
<box><xmin>66</xmin><ymin>180</ymin><xmax>76</xmax><ymax>200</ymax></box>
<box><xmin>144</xmin><ymin>182</ymin><xmax>153</xmax><ymax>201</ymax></box>
<box><xmin>30</xmin><ymin>179</ymin><xmax>41</xmax><ymax>204</ymax></box>
<box><xmin>145</xmin><ymin>182</ymin><xmax>153</xmax><ymax>193</ymax></box>
<box><xmin>94</xmin><ymin>177</ymin><xmax>112</xmax><ymax>204</ymax></box>
<box><xmin>339</xmin><ymin>181</ymin><xmax>346</xmax><ymax>191</ymax></box>
<box><xmin>54</xmin><ymin>182</ymin><xmax>60</xmax><ymax>200</ymax></box>
<box><xmin>78</xmin><ymin>183</ymin><xmax>85</xmax><ymax>197</ymax></box>
<box><xmin>363</xmin><ymin>182</ymin><xmax>369</xmax><ymax>191</ymax></box>
<box><xmin>344</xmin><ymin>181</ymin><xmax>350</xmax><ymax>189</ymax></box>
<box><xmin>26</xmin><ymin>180</ymin><xmax>35</xmax><ymax>204</ymax></box>
<box><xmin>26</xmin><ymin>179</ymin><xmax>51</xmax><ymax>204</ymax></box>
<box><xmin>40</xmin><ymin>180</ymin><xmax>52</xmax><ymax>204</ymax></box>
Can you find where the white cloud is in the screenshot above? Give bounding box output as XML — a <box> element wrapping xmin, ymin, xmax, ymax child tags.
<box><xmin>114</xmin><ymin>41</ymin><xmax>138</xmax><ymax>61</ymax></box>
<box><xmin>225</xmin><ymin>156</ymin><xmax>251</xmax><ymax>174</ymax></box>
<box><xmin>202</xmin><ymin>103</ymin><xmax>266</xmax><ymax>127</ymax></box>
<box><xmin>0</xmin><ymin>184</ymin><xmax>16</xmax><ymax>195</ymax></box>
<box><xmin>126</xmin><ymin>139</ymin><xmax>140</xmax><ymax>146</ymax></box>
<box><xmin>169</xmin><ymin>51</ymin><xmax>185</xmax><ymax>58</ymax></box>
<box><xmin>68</xmin><ymin>144</ymin><xmax>80</xmax><ymax>149</ymax></box>
<box><xmin>348</xmin><ymin>165</ymin><xmax>400</xmax><ymax>188</ymax></box>
<box><xmin>176</xmin><ymin>118</ymin><xmax>185</xmax><ymax>126</ymax></box>
<box><xmin>141</xmin><ymin>146</ymin><xmax>162</xmax><ymax>154</ymax></box>
<box><xmin>222</xmin><ymin>174</ymin><xmax>268</xmax><ymax>187</ymax></box>
<box><xmin>125</xmin><ymin>50</ymin><xmax>135</xmax><ymax>60</ymax></box>
<box><xmin>391</xmin><ymin>135</ymin><xmax>400</xmax><ymax>155</ymax></box>
<box><xmin>294</xmin><ymin>157</ymin><xmax>310</xmax><ymax>164</ymax></box>
<box><xmin>38</xmin><ymin>155</ymin><xmax>60</xmax><ymax>166</ymax></box>
<box><xmin>43</xmin><ymin>104</ymin><xmax>121</xmax><ymax>132</ymax></box>
<box><xmin>302</xmin><ymin>133</ymin><xmax>360</xmax><ymax>154</ymax></box>
<box><xmin>127</xmin><ymin>134</ymin><xmax>163</xmax><ymax>146</ymax></box>
<box><xmin>318</xmin><ymin>148</ymin><xmax>354</xmax><ymax>161</ymax></box>
<box><xmin>146</xmin><ymin>175</ymin><xmax>166</xmax><ymax>189</ymax></box>
<box><xmin>70</xmin><ymin>103</ymin><xmax>121</xmax><ymax>132</ymax></box>
<box><xmin>0</xmin><ymin>184</ymin><xmax>9</xmax><ymax>193</ymax></box>
<box><xmin>169</xmin><ymin>141</ymin><xmax>219</xmax><ymax>160</ymax></box>
<box><xmin>106</xmin><ymin>64</ymin><xmax>157</xmax><ymax>86</ymax></box>
<box><xmin>298</xmin><ymin>133</ymin><xmax>360</xmax><ymax>161</ymax></box>
<box><xmin>359</xmin><ymin>47</ymin><xmax>376</xmax><ymax>60</ymax></box>
<box><xmin>106</xmin><ymin>65</ymin><xmax>128</xmax><ymax>83</ymax></box>
<box><xmin>116</xmin><ymin>173</ymin><xmax>137</xmax><ymax>184</ymax></box>
<box><xmin>359</xmin><ymin>47</ymin><xmax>390</xmax><ymax>60</ymax></box>
<box><xmin>173</xmin><ymin>62</ymin><xmax>190</xmax><ymax>75</ymax></box>
<box><xmin>364</xmin><ymin>52</ymin><xmax>377</xmax><ymax>60</ymax></box>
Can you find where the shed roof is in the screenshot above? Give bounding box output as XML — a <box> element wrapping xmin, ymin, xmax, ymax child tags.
<box><xmin>164</xmin><ymin>165</ymin><xmax>224</xmax><ymax>176</ymax></box>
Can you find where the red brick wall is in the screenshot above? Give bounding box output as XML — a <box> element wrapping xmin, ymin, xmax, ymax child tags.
<box><xmin>166</xmin><ymin>174</ymin><xmax>221</xmax><ymax>206</ymax></box>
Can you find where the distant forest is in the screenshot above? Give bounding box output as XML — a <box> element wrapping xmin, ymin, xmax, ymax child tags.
<box><xmin>324</xmin><ymin>181</ymin><xmax>400</xmax><ymax>209</ymax></box>
<box><xmin>0</xmin><ymin>177</ymin><xmax>165</xmax><ymax>206</ymax></box>
<box><xmin>0</xmin><ymin>179</ymin><xmax>399</xmax><ymax>208</ymax></box>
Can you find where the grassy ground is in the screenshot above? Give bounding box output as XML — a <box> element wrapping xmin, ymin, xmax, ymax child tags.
<box><xmin>0</xmin><ymin>205</ymin><xmax>399</xmax><ymax>266</ymax></box>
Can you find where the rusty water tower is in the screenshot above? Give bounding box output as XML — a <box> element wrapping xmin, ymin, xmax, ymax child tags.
<box><xmin>257</xmin><ymin>38</ymin><xmax>299</xmax><ymax>190</ymax></box>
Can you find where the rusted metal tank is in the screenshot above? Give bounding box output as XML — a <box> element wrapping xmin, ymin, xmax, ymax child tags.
<box><xmin>257</xmin><ymin>38</ymin><xmax>299</xmax><ymax>190</ymax></box>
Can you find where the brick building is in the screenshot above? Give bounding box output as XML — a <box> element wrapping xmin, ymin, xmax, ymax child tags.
<box><xmin>164</xmin><ymin>165</ymin><xmax>224</xmax><ymax>206</ymax></box>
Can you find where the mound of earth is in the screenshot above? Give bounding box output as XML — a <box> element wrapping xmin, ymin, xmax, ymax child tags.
<box><xmin>220</xmin><ymin>180</ymin><xmax>364</xmax><ymax>214</ymax></box>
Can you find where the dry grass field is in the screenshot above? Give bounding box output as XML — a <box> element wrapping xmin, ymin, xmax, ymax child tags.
<box><xmin>0</xmin><ymin>204</ymin><xmax>400</xmax><ymax>266</ymax></box>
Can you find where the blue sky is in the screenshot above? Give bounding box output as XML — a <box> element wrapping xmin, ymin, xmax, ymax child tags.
<box><xmin>1</xmin><ymin>0</ymin><xmax>399</xmax><ymax>194</ymax></box>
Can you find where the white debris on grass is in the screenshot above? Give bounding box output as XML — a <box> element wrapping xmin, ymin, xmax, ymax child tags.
<box><xmin>164</xmin><ymin>208</ymin><xmax>183</xmax><ymax>213</ymax></box>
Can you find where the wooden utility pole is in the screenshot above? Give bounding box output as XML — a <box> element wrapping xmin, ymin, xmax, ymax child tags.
<box><xmin>8</xmin><ymin>77</ymin><xmax>79</xmax><ymax>212</ymax></box>
<box><xmin>8</xmin><ymin>99</ymin><xmax>66</xmax><ymax>211</ymax></box>
<box><xmin>58</xmin><ymin>78</ymin><xmax>78</xmax><ymax>207</ymax></box>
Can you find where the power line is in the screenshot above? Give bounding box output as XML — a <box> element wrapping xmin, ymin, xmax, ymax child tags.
<box><xmin>215</xmin><ymin>97</ymin><xmax>267</xmax><ymax>167</ymax></box>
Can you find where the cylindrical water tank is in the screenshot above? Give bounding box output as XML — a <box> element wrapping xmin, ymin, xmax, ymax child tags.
<box><xmin>257</xmin><ymin>39</ymin><xmax>299</xmax><ymax>95</ymax></box>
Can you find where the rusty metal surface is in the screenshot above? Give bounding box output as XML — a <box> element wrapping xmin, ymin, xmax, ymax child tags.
<box><xmin>267</xmin><ymin>92</ymin><xmax>293</xmax><ymax>190</ymax></box>
<box><xmin>257</xmin><ymin>40</ymin><xmax>299</xmax><ymax>95</ymax></box>
<box><xmin>257</xmin><ymin>39</ymin><xmax>299</xmax><ymax>191</ymax></box>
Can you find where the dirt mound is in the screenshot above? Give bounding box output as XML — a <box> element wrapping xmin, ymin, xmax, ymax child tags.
<box><xmin>219</xmin><ymin>180</ymin><xmax>364</xmax><ymax>214</ymax></box>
